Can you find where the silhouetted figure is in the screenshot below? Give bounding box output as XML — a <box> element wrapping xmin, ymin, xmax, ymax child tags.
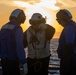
<box><xmin>23</xmin><ymin>13</ymin><xmax>55</xmax><ymax>75</ymax></box>
<box><xmin>0</xmin><ymin>9</ymin><xmax>28</xmax><ymax>75</ymax></box>
<box><xmin>56</xmin><ymin>9</ymin><xmax>76</xmax><ymax>75</ymax></box>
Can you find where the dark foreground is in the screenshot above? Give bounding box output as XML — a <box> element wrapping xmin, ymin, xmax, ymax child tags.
<box><xmin>0</xmin><ymin>57</ymin><xmax>60</xmax><ymax>75</ymax></box>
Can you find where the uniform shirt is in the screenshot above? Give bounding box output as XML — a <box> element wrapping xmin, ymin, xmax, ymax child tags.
<box><xmin>23</xmin><ymin>24</ymin><xmax>55</xmax><ymax>59</ymax></box>
<box><xmin>0</xmin><ymin>21</ymin><xmax>26</xmax><ymax>64</ymax></box>
<box><xmin>57</xmin><ymin>20</ymin><xmax>76</xmax><ymax>58</ymax></box>
<box><xmin>24</xmin><ymin>24</ymin><xmax>55</xmax><ymax>47</ymax></box>
<box><xmin>15</xmin><ymin>27</ymin><xmax>26</xmax><ymax>64</ymax></box>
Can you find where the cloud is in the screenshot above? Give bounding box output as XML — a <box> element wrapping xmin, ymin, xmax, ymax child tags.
<box><xmin>56</xmin><ymin>0</ymin><xmax>76</xmax><ymax>8</ymax></box>
<box><xmin>0</xmin><ymin>0</ymin><xmax>17</xmax><ymax>7</ymax></box>
<box><xmin>13</xmin><ymin>0</ymin><xmax>60</xmax><ymax>10</ymax></box>
<box><xmin>13</xmin><ymin>1</ymin><xmax>31</xmax><ymax>8</ymax></box>
<box><xmin>1</xmin><ymin>0</ymin><xmax>76</xmax><ymax>11</ymax></box>
<box><xmin>38</xmin><ymin>0</ymin><xmax>60</xmax><ymax>10</ymax></box>
<box><xmin>0</xmin><ymin>0</ymin><xmax>40</xmax><ymax>9</ymax></box>
<box><xmin>0</xmin><ymin>0</ymin><xmax>59</xmax><ymax>10</ymax></box>
<box><xmin>0</xmin><ymin>0</ymin><xmax>41</xmax><ymax>5</ymax></box>
<box><xmin>15</xmin><ymin>0</ymin><xmax>76</xmax><ymax>10</ymax></box>
<box><xmin>16</xmin><ymin>0</ymin><xmax>41</xmax><ymax>4</ymax></box>
<box><xmin>1</xmin><ymin>0</ymin><xmax>76</xmax><ymax>8</ymax></box>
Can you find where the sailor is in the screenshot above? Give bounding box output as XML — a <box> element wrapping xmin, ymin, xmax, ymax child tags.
<box><xmin>56</xmin><ymin>9</ymin><xmax>76</xmax><ymax>75</ymax></box>
<box><xmin>0</xmin><ymin>9</ymin><xmax>28</xmax><ymax>75</ymax></box>
<box><xmin>23</xmin><ymin>13</ymin><xmax>55</xmax><ymax>75</ymax></box>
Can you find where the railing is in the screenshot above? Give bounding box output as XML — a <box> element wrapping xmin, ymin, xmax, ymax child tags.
<box><xmin>48</xmin><ymin>57</ymin><xmax>60</xmax><ymax>75</ymax></box>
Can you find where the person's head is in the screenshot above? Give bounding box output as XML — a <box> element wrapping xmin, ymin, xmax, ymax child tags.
<box><xmin>9</xmin><ymin>9</ymin><xmax>26</xmax><ymax>24</ymax></box>
<box><xmin>56</xmin><ymin>9</ymin><xmax>72</xmax><ymax>27</ymax></box>
<box><xmin>29</xmin><ymin>13</ymin><xmax>46</xmax><ymax>29</ymax></box>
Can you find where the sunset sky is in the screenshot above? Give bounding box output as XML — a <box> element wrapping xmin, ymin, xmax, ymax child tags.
<box><xmin>0</xmin><ymin>0</ymin><xmax>76</xmax><ymax>38</ymax></box>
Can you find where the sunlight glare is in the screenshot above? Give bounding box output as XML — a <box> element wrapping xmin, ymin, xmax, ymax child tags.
<box><xmin>13</xmin><ymin>1</ymin><xmax>56</xmax><ymax>26</ymax></box>
<box><xmin>40</xmin><ymin>0</ymin><xmax>60</xmax><ymax>10</ymax></box>
<box><xmin>25</xmin><ymin>6</ymin><xmax>53</xmax><ymax>25</ymax></box>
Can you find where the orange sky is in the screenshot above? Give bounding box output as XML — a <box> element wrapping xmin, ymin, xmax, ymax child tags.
<box><xmin>0</xmin><ymin>0</ymin><xmax>76</xmax><ymax>38</ymax></box>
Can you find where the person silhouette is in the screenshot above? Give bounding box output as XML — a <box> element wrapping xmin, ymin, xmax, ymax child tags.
<box><xmin>23</xmin><ymin>13</ymin><xmax>55</xmax><ymax>75</ymax></box>
<box><xmin>0</xmin><ymin>9</ymin><xmax>28</xmax><ymax>75</ymax></box>
<box><xmin>56</xmin><ymin>9</ymin><xmax>76</xmax><ymax>75</ymax></box>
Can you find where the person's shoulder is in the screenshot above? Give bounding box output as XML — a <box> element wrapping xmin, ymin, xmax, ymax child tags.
<box><xmin>64</xmin><ymin>24</ymin><xmax>75</xmax><ymax>34</ymax></box>
<box><xmin>65</xmin><ymin>24</ymin><xmax>74</xmax><ymax>30</ymax></box>
<box><xmin>14</xmin><ymin>25</ymin><xmax>23</xmax><ymax>34</ymax></box>
<box><xmin>1</xmin><ymin>22</ymin><xmax>9</xmax><ymax>28</ymax></box>
<box><xmin>46</xmin><ymin>24</ymin><xmax>54</xmax><ymax>27</ymax></box>
<box><xmin>46</xmin><ymin>24</ymin><xmax>55</xmax><ymax>30</ymax></box>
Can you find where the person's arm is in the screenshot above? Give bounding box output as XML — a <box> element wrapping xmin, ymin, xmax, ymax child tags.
<box><xmin>57</xmin><ymin>44</ymin><xmax>62</xmax><ymax>59</ymax></box>
<box><xmin>23</xmin><ymin>30</ymin><xmax>28</xmax><ymax>48</ymax></box>
<box><xmin>15</xmin><ymin>28</ymin><xmax>28</xmax><ymax>74</ymax></box>
<box><xmin>64</xmin><ymin>26</ymin><xmax>75</xmax><ymax>58</ymax></box>
<box><xmin>15</xmin><ymin>28</ymin><xmax>26</xmax><ymax>64</ymax></box>
<box><xmin>45</xmin><ymin>24</ymin><xmax>55</xmax><ymax>40</ymax></box>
